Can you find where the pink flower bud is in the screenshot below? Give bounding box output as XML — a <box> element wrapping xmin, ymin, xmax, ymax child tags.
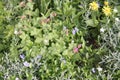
<box><xmin>73</xmin><ymin>47</ymin><xmax>79</xmax><ymax>53</ymax></box>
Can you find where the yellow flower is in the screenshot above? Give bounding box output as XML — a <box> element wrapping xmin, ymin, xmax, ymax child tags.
<box><xmin>102</xmin><ymin>6</ymin><xmax>111</xmax><ymax>16</ymax></box>
<box><xmin>89</xmin><ymin>1</ymin><xmax>99</xmax><ymax>11</ymax></box>
<box><xmin>104</xmin><ymin>1</ymin><xmax>109</xmax><ymax>6</ymax></box>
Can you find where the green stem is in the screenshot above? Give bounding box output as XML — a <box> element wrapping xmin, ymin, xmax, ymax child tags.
<box><xmin>92</xmin><ymin>11</ymin><xmax>96</xmax><ymax>26</ymax></box>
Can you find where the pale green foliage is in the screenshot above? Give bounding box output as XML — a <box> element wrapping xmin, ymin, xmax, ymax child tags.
<box><xmin>0</xmin><ymin>0</ymin><xmax>120</xmax><ymax>80</ymax></box>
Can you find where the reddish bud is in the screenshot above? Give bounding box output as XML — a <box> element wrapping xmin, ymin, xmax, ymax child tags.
<box><xmin>51</xmin><ymin>12</ymin><xmax>57</xmax><ymax>17</ymax></box>
<box><xmin>19</xmin><ymin>1</ymin><xmax>25</xmax><ymax>7</ymax></box>
<box><xmin>28</xmin><ymin>0</ymin><xmax>32</xmax><ymax>2</ymax></box>
<box><xmin>78</xmin><ymin>44</ymin><xmax>82</xmax><ymax>49</ymax></box>
<box><xmin>65</xmin><ymin>29</ymin><xmax>69</xmax><ymax>36</ymax></box>
<box><xmin>41</xmin><ymin>18</ymin><xmax>50</xmax><ymax>24</ymax></box>
<box><xmin>21</xmin><ymin>15</ymin><xmax>26</xmax><ymax>20</ymax></box>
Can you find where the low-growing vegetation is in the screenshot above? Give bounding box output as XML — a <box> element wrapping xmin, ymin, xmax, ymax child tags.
<box><xmin>0</xmin><ymin>0</ymin><xmax>120</xmax><ymax>80</ymax></box>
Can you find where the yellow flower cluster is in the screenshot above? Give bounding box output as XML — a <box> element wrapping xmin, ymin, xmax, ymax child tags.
<box><xmin>89</xmin><ymin>1</ymin><xmax>112</xmax><ymax>16</ymax></box>
<box><xmin>102</xmin><ymin>1</ymin><xmax>112</xmax><ymax>16</ymax></box>
<box><xmin>89</xmin><ymin>1</ymin><xmax>99</xmax><ymax>11</ymax></box>
<box><xmin>102</xmin><ymin>6</ymin><xmax>111</xmax><ymax>16</ymax></box>
<box><xmin>104</xmin><ymin>1</ymin><xmax>109</xmax><ymax>6</ymax></box>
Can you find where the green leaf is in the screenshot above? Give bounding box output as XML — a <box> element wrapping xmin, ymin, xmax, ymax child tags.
<box><xmin>19</xmin><ymin>32</ymin><xmax>26</xmax><ymax>40</ymax></box>
<box><xmin>116</xmin><ymin>6</ymin><xmax>120</xmax><ymax>13</ymax></box>
<box><xmin>35</xmin><ymin>37</ymin><xmax>42</xmax><ymax>43</ymax></box>
<box><xmin>85</xmin><ymin>19</ymin><xmax>98</xmax><ymax>27</ymax></box>
<box><xmin>30</xmin><ymin>28</ymin><xmax>39</xmax><ymax>36</ymax></box>
<box><xmin>81</xmin><ymin>36</ymin><xmax>85</xmax><ymax>49</ymax></box>
<box><xmin>26</xmin><ymin>2</ymin><xmax>34</xmax><ymax>10</ymax></box>
<box><xmin>72</xmin><ymin>53</ymin><xmax>80</xmax><ymax>61</ymax></box>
